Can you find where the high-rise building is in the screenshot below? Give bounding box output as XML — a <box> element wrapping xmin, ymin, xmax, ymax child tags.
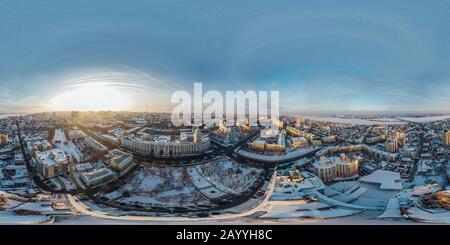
<box><xmin>35</xmin><ymin>149</ymin><xmax>68</xmax><ymax>179</ymax></box>
<box><xmin>295</xmin><ymin>117</ymin><xmax>304</xmax><ymax>128</ymax></box>
<box><xmin>313</xmin><ymin>154</ymin><xmax>359</xmax><ymax>182</ymax></box>
<box><xmin>218</xmin><ymin>121</ymin><xmax>230</xmax><ymax>135</ymax></box>
<box><xmin>444</xmin><ymin>130</ymin><xmax>450</xmax><ymax>147</ymax></box>
<box><xmin>0</xmin><ymin>134</ymin><xmax>8</xmax><ymax>146</ymax></box>
<box><xmin>272</xmin><ymin>118</ymin><xmax>284</xmax><ymax>129</ymax></box>
<box><xmin>395</xmin><ymin>131</ymin><xmax>406</xmax><ymax>141</ymax></box>
<box><xmin>385</xmin><ymin>138</ymin><xmax>398</xmax><ymax>153</ymax></box>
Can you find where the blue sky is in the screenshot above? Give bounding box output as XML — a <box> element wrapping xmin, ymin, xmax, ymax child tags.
<box><xmin>1</xmin><ymin>0</ymin><xmax>450</xmax><ymax>114</ymax></box>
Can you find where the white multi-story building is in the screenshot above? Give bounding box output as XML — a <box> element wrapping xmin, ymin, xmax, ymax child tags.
<box><xmin>313</xmin><ymin>154</ymin><xmax>359</xmax><ymax>182</ymax></box>
<box><xmin>0</xmin><ymin>134</ymin><xmax>8</xmax><ymax>146</ymax></box>
<box><xmin>68</xmin><ymin>127</ymin><xmax>86</xmax><ymax>140</ymax></box>
<box><xmin>35</xmin><ymin>149</ymin><xmax>68</xmax><ymax>179</ymax></box>
<box><xmin>122</xmin><ymin>129</ymin><xmax>210</xmax><ymax>158</ymax></box>
<box><xmin>80</xmin><ymin>168</ymin><xmax>115</xmax><ymax>187</ymax></box>
<box><xmin>109</xmin><ymin>149</ymin><xmax>133</xmax><ymax>171</ymax></box>
<box><xmin>385</xmin><ymin>138</ymin><xmax>398</xmax><ymax>153</ymax></box>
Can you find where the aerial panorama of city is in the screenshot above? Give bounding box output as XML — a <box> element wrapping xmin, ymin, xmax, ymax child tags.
<box><xmin>1</xmin><ymin>1</ymin><xmax>450</xmax><ymax>228</ymax></box>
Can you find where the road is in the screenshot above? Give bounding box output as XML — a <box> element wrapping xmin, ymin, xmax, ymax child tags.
<box><xmin>66</xmin><ymin>172</ymin><xmax>276</xmax><ymax>222</ymax></box>
<box><xmin>17</xmin><ymin>121</ymin><xmax>276</xmax><ymax>221</ymax></box>
<box><xmin>75</xmin><ymin>123</ymin><xmax>272</xmax><ymax>211</ymax></box>
<box><xmin>16</xmin><ymin>120</ymin><xmax>65</xmax><ymax>193</ymax></box>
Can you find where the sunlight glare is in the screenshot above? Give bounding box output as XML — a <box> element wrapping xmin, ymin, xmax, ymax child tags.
<box><xmin>51</xmin><ymin>83</ymin><xmax>130</xmax><ymax>111</ymax></box>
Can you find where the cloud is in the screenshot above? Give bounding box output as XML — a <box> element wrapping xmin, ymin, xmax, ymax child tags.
<box><xmin>1</xmin><ymin>1</ymin><xmax>450</xmax><ymax>113</ymax></box>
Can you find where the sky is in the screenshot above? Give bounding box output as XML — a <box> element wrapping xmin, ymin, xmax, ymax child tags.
<box><xmin>1</xmin><ymin>0</ymin><xmax>450</xmax><ymax>115</ymax></box>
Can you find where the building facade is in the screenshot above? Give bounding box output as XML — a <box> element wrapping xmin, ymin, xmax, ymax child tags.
<box><xmin>313</xmin><ymin>154</ymin><xmax>359</xmax><ymax>182</ymax></box>
<box><xmin>385</xmin><ymin>138</ymin><xmax>398</xmax><ymax>153</ymax></box>
<box><xmin>444</xmin><ymin>130</ymin><xmax>450</xmax><ymax>147</ymax></box>
<box><xmin>122</xmin><ymin>130</ymin><xmax>210</xmax><ymax>158</ymax></box>
<box><xmin>0</xmin><ymin>134</ymin><xmax>8</xmax><ymax>146</ymax></box>
<box><xmin>35</xmin><ymin>149</ymin><xmax>68</xmax><ymax>179</ymax></box>
<box><xmin>109</xmin><ymin>149</ymin><xmax>133</xmax><ymax>171</ymax></box>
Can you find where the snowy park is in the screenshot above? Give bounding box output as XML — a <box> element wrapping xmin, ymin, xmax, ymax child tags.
<box><xmin>100</xmin><ymin>166</ymin><xmax>212</xmax><ymax>209</ymax></box>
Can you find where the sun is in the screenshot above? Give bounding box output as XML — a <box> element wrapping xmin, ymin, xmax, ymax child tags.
<box><xmin>50</xmin><ymin>83</ymin><xmax>131</xmax><ymax>111</ymax></box>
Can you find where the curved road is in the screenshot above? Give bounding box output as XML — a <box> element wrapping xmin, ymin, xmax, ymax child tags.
<box><xmin>66</xmin><ymin>173</ymin><xmax>276</xmax><ymax>222</ymax></box>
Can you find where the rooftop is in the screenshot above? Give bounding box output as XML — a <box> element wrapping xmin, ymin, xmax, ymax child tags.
<box><xmin>359</xmin><ymin>170</ymin><xmax>402</xmax><ymax>191</ymax></box>
<box><xmin>35</xmin><ymin>149</ymin><xmax>67</xmax><ymax>167</ymax></box>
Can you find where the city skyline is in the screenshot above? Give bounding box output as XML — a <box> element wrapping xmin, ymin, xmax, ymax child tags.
<box><xmin>2</xmin><ymin>1</ymin><xmax>450</xmax><ymax>114</ymax></box>
<box><xmin>2</xmin><ymin>1</ymin><xmax>450</xmax><ymax>230</ymax></box>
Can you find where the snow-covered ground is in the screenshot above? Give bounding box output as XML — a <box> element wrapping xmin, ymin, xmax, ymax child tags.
<box><xmin>305</xmin><ymin>114</ymin><xmax>450</xmax><ymax>125</ymax></box>
<box><xmin>101</xmin><ymin>167</ymin><xmax>212</xmax><ymax>208</ymax></box>
<box><xmin>359</xmin><ymin>170</ymin><xmax>403</xmax><ymax>191</ymax></box>
<box><xmin>52</xmin><ymin>128</ymin><xmax>65</xmax><ymax>144</ymax></box>
<box><xmin>0</xmin><ymin>212</ymin><xmax>51</xmax><ymax>224</ymax></box>
<box><xmin>399</xmin><ymin>185</ymin><xmax>450</xmax><ymax>224</ymax></box>
<box><xmin>378</xmin><ymin>198</ymin><xmax>402</xmax><ymax>219</ymax></box>
<box><xmin>98</xmin><ymin>157</ymin><xmax>264</xmax><ymax>210</ymax></box>
<box><xmin>53</xmin><ymin>129</ymin><xmax>82</xmax><ymax>162</ymax></box>
<box><xmin>413</xmin><ymin>175</ymin><xmax>446</xmax><ymax>186</ymax></box>
<box><xmin>54</xmin><ymin>212</ymin><xmax>421</xmax><ymax>224</ymax></box>
<box><xmin>0</xmin><ymin>193</ymin><xmax>69</xmax><ymax>224</ymax></box>
<box><xmin>406</xmin><ymin>207</ymin><xmax>450</xmax><ymax>224</ymax></box>
<box><xmin>399</xmin><ymin>114</ymin><xmax>450</xmax><ymax>123</ymax></box>
<box><xmin>260</xmin><ymin>206</ymin><xmax>363</xmax><ymax>219</ymax></box>
<box><xmin>195</xmin><ymin>156</ymin><xmax>263</xmax><ymax>195</ymax></box>
<box><xmin>304</xmin><ymin>116</ymin><xmax>405</xmax><ymax>125</ymax></box>
<box><xmin>260</xmin><ymin>169</ymin><xmax>403</xmax><ymax>221</ymax></box>
<box><xmin>187</xmin><ymin>167</ymin><xmax>228</xmax><ymax>199</ymax></box>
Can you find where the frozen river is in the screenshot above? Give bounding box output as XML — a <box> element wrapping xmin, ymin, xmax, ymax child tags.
<box><xmin>304</xmin><ymin>114</ymin><xmax>450</xmax><ymax>125</ymax></box>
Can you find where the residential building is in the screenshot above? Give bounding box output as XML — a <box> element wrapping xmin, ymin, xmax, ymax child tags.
<box><xmin>35</xmin><ymin>149</ymin><xmax>68</xmax><ymax>178</ymax></box>
<box><xmin>313</xmin><ymin>154</ymin><xmax>359</xmax><ymax>182</ymax></box>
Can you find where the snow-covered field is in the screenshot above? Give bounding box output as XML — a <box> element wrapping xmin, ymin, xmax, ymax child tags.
<box><xmin>413</xmin><ymin>175</ymin><xmax>446</xmax><ymax>187</ymax></box>
<box><xmin>101</xmin><ymin>167</ymin><xmax>212</xmax><ymax>208</ymax></box>
<box><xmin>53</xmin><ymin>129</ymin><xmax>82</xmax><ymax>162</ymax></box>
<box><xmin>304</xmin><ymin>116</ymin><xmax>405</xmax><ymax>125</ymax></box>
<box><xmin>260</xmin><ymin>204</ymin><xmax>363</xmax><ymax>219</ymax></box>
<box><xmin>187</xmin><ymin>167</ymin><xmax>226</xmax><ymax>199</ymax></box>
<box><xmin>406</xmin><ymin>207</ymin><xmax>450</xmax><ymax>224</ymax></box>
<box><xmin>399</xmin><ymin>114</ymin><xmax>450</xmax><ymax>123</ymax></box>
<box><xmin>0</xmin><ymin>212</ymin><xmax>51</xmax><ymax>224</ymax></box>
<box><xmin>262</xmin><ymin>170</ymin><xmax>402</xmax><ymax>221</ymax></box>
<box><xmin>99</xmin><ymin>157</ymin><xmax>264</xmax><ymax>209</ymax></box>
<box><xmin>195</xmin><ymin>157</ymin><xmax>263</xmax><ymax>195</ymax></box>
<box><xmin>52</xmin><ymin>129</ymin><xmax>65</xmax><ymax>143</ymax></box>
<box><xmin>0</xmin><ymin>195</ymin><xmax>60</xmax><ymax>224</ymax></box>
<box><xmin>305</xmin><ymin>114</ymin><xmax>450</xmax><ymax>125</ymax></box>
<box><xmin>328</xmin><ymin>181</ymin><xmax>396</xmax><ymax>208</ymax></box>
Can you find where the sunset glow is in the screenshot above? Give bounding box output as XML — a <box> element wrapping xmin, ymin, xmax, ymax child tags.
<box><xmin>50</xmin><ymin>82</ymin><xmax>131</xmax><ymax>111</ymax></box>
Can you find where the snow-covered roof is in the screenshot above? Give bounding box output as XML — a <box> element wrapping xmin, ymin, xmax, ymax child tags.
<box><xmin>378</xmin><ymin>198</ymin><xmax>402</xmax><ymax>219</ymax></box>
<box><xmin>360</xmin><ymin>170</ymin><xmax>402</xmax><ymax>191</ymax></box>
<box><xmin>75</xmin><ymin>163</ymin><xmax>94</xmax><ymax>172</ymax></box>
<box><xmin>35</xmin><ymin>149</ymin><xmax>67</xmax><ymax>167</ymax></box>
